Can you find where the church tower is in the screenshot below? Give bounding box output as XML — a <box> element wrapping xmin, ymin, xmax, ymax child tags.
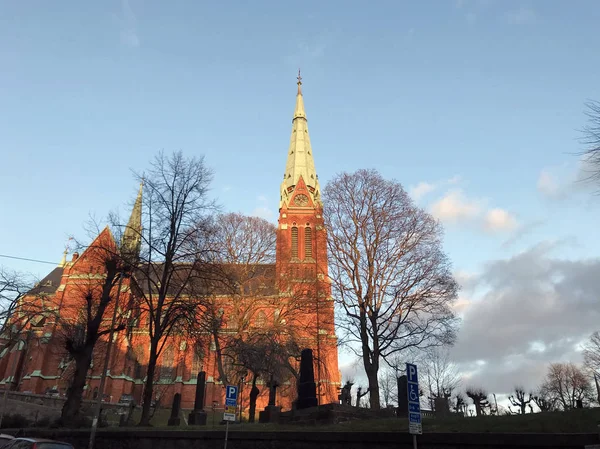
<box><xmin>276</xmin><ymin>73</ymin><xmax>340</xmax><ymax>403</ymax></box>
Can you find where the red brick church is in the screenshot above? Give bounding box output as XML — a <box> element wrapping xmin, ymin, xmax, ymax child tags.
<box><xmin>0</xmin><ymin>78</ymin><xmax>341</xmax><ymax>413</ymax></box>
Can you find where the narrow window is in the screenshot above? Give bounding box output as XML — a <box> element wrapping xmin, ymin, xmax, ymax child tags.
<box><xmin>160</xmin><ymin>346</ymin><xmax>174</xmax><ymax>380</ymax></box>
<box><xmin>256</xmin><ymin>311</ymin><xmax>267</xmax><ymax>328</ymax></box>
<box><xmin>291</xmin><ymin>227</ymin><xmax>299</xmax><ymax>258</ymax></box>
<box><xmin>192</xmin><ymin>345</ymin><xmax>203</xmax><ymax>380</ymax></box>
<box><xmin>304</xmin><ymin>227</ymin><xmax>312</xmax><ymax>258</ymax></box>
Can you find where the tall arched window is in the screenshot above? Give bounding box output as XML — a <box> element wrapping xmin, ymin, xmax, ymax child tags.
<box><xmin>304</xmin><ymin>226</ymin><xmax>312</xmax><ymax>259</ymax></box>
<box><xmin>191</xmin><ymin>345</ymin><xmax>203</xmax><ymax>380</ymax></box>
<box><xmin>291</xmin><ymin>227</ymin><xmax>299</xmax><ymax>258</ymax></box>
<box><xmin>256</xmin><ymin>311</ymin><xmax>267</xmax><ymax>328</ymax></box>
<box><xmin>160</xmin><ymin>346</ymin><xmax>174</xmax><ymax>380</ymax></box>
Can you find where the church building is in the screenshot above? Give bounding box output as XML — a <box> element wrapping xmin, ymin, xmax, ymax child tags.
<box><xmin>0</xmin><ymin>77</ymin><xmax>341</xmax><ymax>413</ymax></box>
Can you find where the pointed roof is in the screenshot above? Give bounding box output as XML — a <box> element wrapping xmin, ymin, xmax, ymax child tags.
<box><xmin>121</xmin><ymin>182</ymin><xmax>143</xmax><ymax>262</ymax></box>
<box><xmin>280</xmin><ymin>72</ymin><xmax>321</xmax><ymax>209</ymax></box>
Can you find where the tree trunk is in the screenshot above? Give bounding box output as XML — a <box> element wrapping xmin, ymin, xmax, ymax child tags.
<box><xmin>212</xmin><ymin>330</ymin><xmax>228</xmax><ymax>385</ymax></box>
<box><xmin>248</xmin><ymin>375</ymin><xmax>259</xmax><ymax>423</ymax></box>
<box><xmin>139</xmin><ymin>345</ymin><xmax>158</xmax><ymax>426</ymax></box>
<box><xmin>366</xmin><ymin>368</ymin><xmax>380</xmax><ymax>410</ymax></box>
<box><xmin>60</xmin><ymin>346</ymin><xmax>94</xmax><ymax>425</ymax></box>
<box><xmin>474</xmin><ymin>402</ymin><xmax>482</xmax><ymax>416</ymax></box>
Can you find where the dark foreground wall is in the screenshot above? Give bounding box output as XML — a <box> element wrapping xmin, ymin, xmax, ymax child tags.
<box><xmin>8</xmin><ymin>429</ymin><xmax>600</xmax><ymax>449</ymax></box>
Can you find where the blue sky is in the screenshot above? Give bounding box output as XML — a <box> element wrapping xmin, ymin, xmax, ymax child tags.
<box><xmin>1</xmin><ymin>0</ymin><xmax>600</xmax><ymax>398</ymax></box>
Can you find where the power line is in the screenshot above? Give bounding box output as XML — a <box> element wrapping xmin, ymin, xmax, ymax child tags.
<box><xmin>0</xmin><ymin>254</ymin><xmax>57</xmax><ymax>265</ymax></box>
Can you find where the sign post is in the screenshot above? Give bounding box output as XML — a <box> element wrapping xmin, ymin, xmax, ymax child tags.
<box><xmin>406</xmin><ymin>363</ymin><xmax>422</xmax><ymax>449</ymax></box>
<box><xmin>223</xmin><ymin>385</ymin><xmax>238</xmax><ymax>449</ymax></box>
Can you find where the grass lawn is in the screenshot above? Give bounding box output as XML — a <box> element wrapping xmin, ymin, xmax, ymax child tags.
<box><xmin>104</xmin><ymin>407</ymin><xmax>600</xmax><ymax>434</ymax></box>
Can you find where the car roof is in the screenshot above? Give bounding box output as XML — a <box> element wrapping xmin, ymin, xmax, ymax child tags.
<box><xmin>14</xmin><ymin>438</ymin><xmax>70</xmax><ymax>443</ymax></box>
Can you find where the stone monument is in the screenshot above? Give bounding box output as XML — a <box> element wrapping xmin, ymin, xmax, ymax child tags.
<box><xmin>296</xmin><ymin>348</ymin><xmax>318</xmax><ymax>409</ymax></box>
<box><xmin>396</xmin><ymin>375</ymin><xmax>408</xmax><ymax>417</ymax></box>
<box><xmin>188</xmin><ymin>371</ymin><xmax>208</xmax><ymax>425</ymax></box>
<box><xmin>167</xmin><ymin>393</ymin><xmax>181</xmax><ymax>426</ymax></box>
<box><xmin>259</xmin><ymin>376</ymin><xmax>281</xmax><ymax>423</ymax></box>
<box><xmin>339</xmin><ymin>381</ymin><xmax>353</xmax><ymax>406</ymax></box>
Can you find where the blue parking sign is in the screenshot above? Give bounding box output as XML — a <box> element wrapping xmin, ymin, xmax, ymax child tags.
<box><xmin>225</xmin><ymin>385</ymin><xmax>238</xmax><ymax>403</ymax></box>
<box><xmin>406</xmin><ymin>363</ymin><xmax>422</xmax><ymax>435</ymax></box>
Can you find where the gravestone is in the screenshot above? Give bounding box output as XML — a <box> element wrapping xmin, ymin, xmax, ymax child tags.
<box><xmin>167</xmin><ymin>393</ymin><xmax>181</xmax><ymax>426</ymax></box>
<box><xmin>434</xmin><ymin>397</ymin><xmax>450</xmax><ymax>417</ymax></box>
<box><xmin>296</xmin><ymin>348</ymin><xmax>318</xmax><ymax>409</ymax></box>
<box><xmin>188</xmin><ymin>371</ymin><xmax>208</xmax><ymax>425</ymax></box>
<box><xmin>396</xmin><ymin>375</ymin><xmax>408</xmax><ymax>417</ymax></box>
<box><xmin>259</xmin><ymin>376</ymin><xmax>281</xmax><ymax>423</ymax></box>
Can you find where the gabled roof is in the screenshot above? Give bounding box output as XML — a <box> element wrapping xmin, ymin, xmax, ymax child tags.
<box><xmin>131</xmin><ymin>262</ymin><xmax>277</xmax><ymax>297</ymax></box>
<box><xmin>28</xmin><ymin>266</ymin><xmax>64</xmax><ymax>295</ymax></box>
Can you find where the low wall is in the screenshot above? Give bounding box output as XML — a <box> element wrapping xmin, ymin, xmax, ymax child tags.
<box><xmin>7</xmin><ymin>429</ymin><xmax>600</xmax><ymax>449</ymax></box>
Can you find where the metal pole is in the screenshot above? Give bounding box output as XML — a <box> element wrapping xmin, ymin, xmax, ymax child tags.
<box><xmin>413</xmin><ymin>434</ymin><xmax>417</xmax><ymax>449</ymax></box>
<box><xmin>0</xmin><ymin>340</ymin><xmax>22</xmax><ymax>428</ymax></box>
<box><xmin>88</xmin><ymin>275</ymin><xmax>124</xmax><ymax>449</ymax></box>
<box><xmin>224</xmin><ymin>420</ymin><xmax>229</xmax><ymax>449</ymax></box>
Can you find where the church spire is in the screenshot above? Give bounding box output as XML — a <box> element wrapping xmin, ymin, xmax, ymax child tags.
<box><xmin>121</xmin><ymin>182</ymin><xmax>143</xmax><ymax>263</ymax></box>
<box><xmin>280</xmin><ymin>72</ymin><xmax>321</xmax><ymax>209</ymax></box>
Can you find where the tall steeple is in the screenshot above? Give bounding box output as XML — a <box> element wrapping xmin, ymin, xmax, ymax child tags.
<box><xmin>121</xmin><ymin>182</ymin><xmax>143</xmax><ymax>263</ymax></box>
<box><xmin>280</xmin><ymin>71</ymin><xmax>321</xmax><ymax>210</ymax></box>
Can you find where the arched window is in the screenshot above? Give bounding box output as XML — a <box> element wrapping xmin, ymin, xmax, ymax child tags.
<box><xmin>256</xmin><ymin>311</ymin><xmax>267</xmax><ymax>328</ymax></box>
<box><xmin>160</xmin><ymin>346</ymin><xmax>174</xmax><ymax>380</ymax></box>
<box><xmin>304</xmin><ymin>226</ymin><xmax>312</xmax><ymax>259</ymax></box>
<box><xmin>291</xmin><ymin>227</ymin><xmax>299</xmax><ymax>258</ymax></box>
<box><xmin>191</xmin><ymin>345</ymin><xmax>203</xmax><ymax>380</ymax></box>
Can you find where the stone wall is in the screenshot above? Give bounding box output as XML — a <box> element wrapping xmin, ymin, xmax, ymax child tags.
<box><xmin>8</xmin><ymin>429</ymin><xmax>600</xmax><ymax>449</ymax></box>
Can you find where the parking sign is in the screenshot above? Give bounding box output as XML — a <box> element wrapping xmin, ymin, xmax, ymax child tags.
<box><xmin>406</xmin><ymin>363</ymin><xmax>422</xmax><ymax>435</ymax></box>
<box><xmin>223</xmin><ymin>385</ymin><xmax>238</xmax><ymax>422</ymax></box>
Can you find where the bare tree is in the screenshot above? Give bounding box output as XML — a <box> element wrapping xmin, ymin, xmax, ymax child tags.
<box><xmin>583</xmin><ymin>331</ymin><xmax>600</xmax><ymax>374</ymax></box>
<box><xmin>466</xmin><ymin>388</ymin><xmax>490</xmax><ymax>417</ymax></box>
<box><xmin>133</xmin><ymin>151</ymin><xmax>219</xmax><ymax>426</ymax></box>
<box><xmin>231</xmin><ymin>329</ymin><xmax>300</xmax><ymax>422</ymax></box>
<box><xmin>580</xmin><ymin>100</ymin><xmax>600</xmax><ymax>186</ymax></box>
<box><xmin>56</xmin><ymin>228</ymin><xmax>131</xmax><ymax>425</ymax></box>
<box><xmin>452</xmin><ymin>393</ymin><xmax>467</xmax><ymax>416</ymax></box>
<box><xmin>355</xmin><ymin>385</ymin><xmax>369</xmax><ymax>408</ymax></box>
<box><xmin>540</xmin><ymin>362</ymin><xmax>593</xmax><ymax>410</ymax></box>
<box><xmin>507</xmin><ymin>387</ymin><xmax>534</xmax><ymax>415</ymax></box>
<box><xmin>201</xmin><ymin>212</ymin><xmax>277</xmax><ymax>386</ymax></box>
<box><xmin>421</xmin><ymin>347</ymin><xmax>460</xmax><ymax>410</ymax></box>
<box><xmin>379</xmin><ymin>367</ymin><xmax>397</xmax><ymax>407</ymax></box>
<box><xmin>323</xmin><ymin>169</ymin><xmax>459</xmax><ymax>409</ymax></box>
<box><xmin>0</xmin><ymin>268</ymin><xmax>40</xmax><ymax>352</ymax></box>
<box><xmin>532</xmin><ymin>384</ymin><xmax>557</xmax><ymax>412</ymax></box>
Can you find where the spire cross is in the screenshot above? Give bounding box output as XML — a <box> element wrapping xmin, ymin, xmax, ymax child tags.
<box><xmin>297</xmin><ymin>69</ymin><xmax>302</xmax><ymax>94</ymax></box>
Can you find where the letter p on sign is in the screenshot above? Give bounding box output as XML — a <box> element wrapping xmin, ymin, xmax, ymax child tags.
<box><xmin>226</xmin><ymin>385</ymin><xmax>238</xmax><ymax>401</ymax></box>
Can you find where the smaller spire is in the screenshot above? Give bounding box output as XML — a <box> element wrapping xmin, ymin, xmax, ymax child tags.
<box><xmin>121</xmin><ymin>182</ymin><xmax>143</xmax><ymax>264</ymax></box>
<box><xmin>293</xmin><ymin>71</ymin><xmax>306</xmax><ymax>120</ymax></box>
<box><xmin>58</xmin><ymin>249</ymin><xmax>67</xmax><ymax>267</ymax></box>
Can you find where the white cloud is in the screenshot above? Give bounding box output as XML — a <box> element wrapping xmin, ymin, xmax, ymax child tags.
<box><xmin>409</xmin><ymin>175</ymin><xmax>463</xmax><ymax>203</ymax></box>
<box><xmin>484</xmin><ymin>208</ymin><xmax>518</xmax><ymax>233</ymax></box>
<box><xmin>537</xmin><ymin>169</ymin><xmax>559</xmax><ymax>198</ymax></box>
<box><xmin>430</xmin><ymin>187</ymin><xmax>519</xmax><ymax>235</ymax></box>
<box><xmin>537</xmin><ymin>158</ymin><xmax>596</xmax><ymax>200</ymax></box>
<box><xmin>251</xmin><ymin>195</ymin><xmax>275</xmax><ymax>221</ymax></box>
<box><xmin>430</xmin><ymin>189</ymin><xmax>481</xmax><ymax>223</ymax></box>
<box><xmin>409</xmin><ymin>182</ymin><xmax>436</xmax><ymax>202</ymax></box>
